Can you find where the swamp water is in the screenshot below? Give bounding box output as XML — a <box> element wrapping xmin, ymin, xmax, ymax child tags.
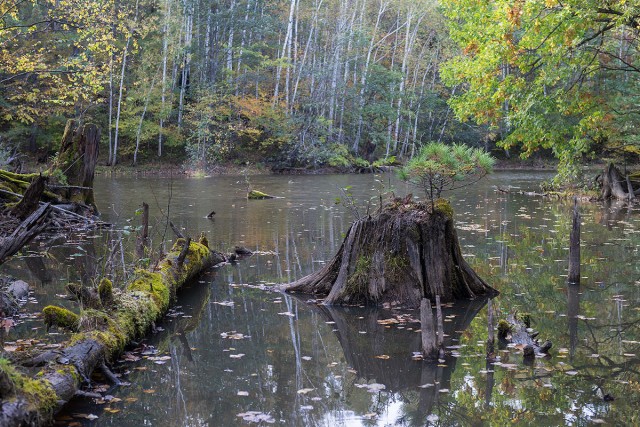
<box><xmin>1</xmin><ymin>171</ymin><xmax>639</xmax><ymax>426</ymax></box>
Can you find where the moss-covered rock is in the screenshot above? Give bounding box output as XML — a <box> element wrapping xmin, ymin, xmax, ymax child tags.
<box><xmin>42</xmin><ymin>306</ymin><xmax>79</xmax><ymax>332</ymax></box>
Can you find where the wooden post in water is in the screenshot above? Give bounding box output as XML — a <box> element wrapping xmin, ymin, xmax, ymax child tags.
<box><xmin>568</xmin><ymin>197</ymin><xmax>580</xmax><ymax>284</ymax></box>
<box><xmin>141</xmin><ymin>202</ymin><xmax>149</xmax><ymax>239</ymax></box>
<box><xmin>626</xmin><ymin>175</ymin><xmax>636</xmax><ymax>201</ymax></box>
<box><xmin>486</xmin><ymin>298</ymin><xmax>495</xmax><ymax>356</ymax></box>
<box><xmin>421</xmin><ymin>298</ymin><xmax>437</xmax><ymax>358</ymax></box>
<box><xmin>435</xmin><ymin>295</ymin><xmax>444</xmax><ymax>348</ymax></box>
<box><xmin>136</xmin><ymin>202</ymin><xmax>150</xmax><ymax>258</ymax></box>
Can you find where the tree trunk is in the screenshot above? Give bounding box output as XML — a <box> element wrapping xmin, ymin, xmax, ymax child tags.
<box><xmin>54</xmin><ymin>120</ymin><xmax>100</xmax><ymax>209</ymax></box>
<box><xmin>10</xmin><ymin>175</ymin><xmax>47</xmax><ymax>220</ymax></box>
<box><xmin>601</xmin><ymin>163</ymin><xmax>633</xmax><ymax>200</ymax></box>
<box><xmin>285</xmin><ymin>199</ymin><xmax>497</xmax><ymax>308</ymax></box>
<box><xmin>0</xmin><ymin>237</ymin><xmax>225</xmax><ymax>426</ymax></box>
<box><xmin>0</xmin><ymin>204</ymin><xmax>52</xmax><ymax>265</ymax></box>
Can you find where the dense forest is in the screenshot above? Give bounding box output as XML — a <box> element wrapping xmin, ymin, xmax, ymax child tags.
<box><xmin>1</xmin><ymin>0</ymin><xmax>639</xmax><ymax>178</ymax></box>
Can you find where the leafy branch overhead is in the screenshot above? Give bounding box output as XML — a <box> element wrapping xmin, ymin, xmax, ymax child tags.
<box><xmin>398</xmin><ymin>142</ymin><xmax>494</xmax><ymax>205</ymax></box>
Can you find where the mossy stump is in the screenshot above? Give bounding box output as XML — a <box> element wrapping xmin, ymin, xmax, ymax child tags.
<box><xmin>285</xmin><ymin>198</ymin><xmax>497</xmax><ymax>308</ymax></box>
<box><xmin>0</xmin><ymin>238</ymin><xmax>225</xmax><ymax>426</ymax></box>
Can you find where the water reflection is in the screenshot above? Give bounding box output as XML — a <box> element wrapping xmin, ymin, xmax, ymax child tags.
<box><xmin>1</xmin><ymin>171</ymin><xmax>639</xmax><ymax>425</ymax></box>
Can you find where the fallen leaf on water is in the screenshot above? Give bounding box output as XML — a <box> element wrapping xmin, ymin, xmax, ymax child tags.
<box><xmin>148</xmin><ymin>355</ymin><xmax>171</xmax><ymax>362</ymax></box>
<box><xmin>237</xmin><ymin>411</ymin><xmax>275</xmax><ymax>424</ymax></box>
<box><xmin>125</xmin><ymin>397</ymin><xmax>138</xmax><ymax>403</ymax></box>
<box><xmin>143</xmin><ymin>389</ymin><xmax>156</xmax><ymax>394</ymax></box>
<box><xmin>374</xmin><ymin>355</ymin><xmax>390</xmax><ymax>360</ymax></box>
<box><xmin>278</xmin><ymin>312</ymin><xmax>295</xmax><ymax>317</ymax></box>
<box><xmin>104</xmin><ymin>408</ymin><xmax>120</xmax><ymax>414</ymax></box>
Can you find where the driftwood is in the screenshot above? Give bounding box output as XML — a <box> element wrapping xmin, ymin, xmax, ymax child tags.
<box><xmin>285</xmin><ymin>199</ymin><xmax>496</xmax><ymax>308</ymax></box>
<box><xmin>10</xmin><ymin>175</ymin><xmax>47</xmax><ymax>220</ymax></box>
<box><xmin>0</xmin><ymin>236</ymin><xmax>226</xmax><ymax>426</ymax></box>
<box><xmin>0</xmin><ymin>204</ymin><xmax>52</xmax><ymax>265</ymax></box>
<box><xmin>498</xmin><ymin>313</ymin><xmax>552</xmax><ymax>360</ymax></box>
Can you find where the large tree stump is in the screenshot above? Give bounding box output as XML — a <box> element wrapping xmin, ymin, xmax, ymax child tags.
<box><xmin>285</xmin><ymin>199</ymin><xmax>497</xmax><ymax>308</ymax></box>
<box><xmin>53</xmin><ymin>120</ymin><xmax>100</xmax><ymax>208</ymax></box>
<box><xmin>601</xmin><ymin>163</ymin><xmax>639</xmax><ymax>200</ymax></box>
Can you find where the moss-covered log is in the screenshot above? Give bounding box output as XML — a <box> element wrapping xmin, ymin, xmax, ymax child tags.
<box><xmin>285</xmin><ymin>198</ymin><xmax>496</xmax><ymax>308</ymax></box>
<box><xmin>0</xmin><ymin>237</ymin><xmax>225</xmax><ymax>426</ymax></box>
<box><xmin>247</xmin><ymin>189</ymin><xmax>275</xmax><ymax>199</ymax></box>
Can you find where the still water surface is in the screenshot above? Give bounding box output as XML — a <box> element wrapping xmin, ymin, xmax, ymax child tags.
<box><xmin>2</xmin><ymin>171</ymin><xmax>640</xmax><ymax>426</ymax></box>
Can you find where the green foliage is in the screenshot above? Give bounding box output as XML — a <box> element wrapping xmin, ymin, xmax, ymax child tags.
<box><xmin>441</xmin><ymin>0</ymin><xmax>640</xmax><ymax>182</ymax></box>
<box><xmin>398</xmin><ymin>142</ymin><xmax>494</xmax><ymax>205</ymax></box>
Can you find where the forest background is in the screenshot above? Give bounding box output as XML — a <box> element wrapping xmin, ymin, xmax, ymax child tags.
<box><xmin>1</xmin><ymin>0</ymin><xmax>638</xmax><ymax>184</ymax></box>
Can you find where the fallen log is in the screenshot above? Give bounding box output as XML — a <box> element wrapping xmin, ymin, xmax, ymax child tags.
<box><xmin>0</xmin><ymin>235</ymin><xmax>225</xmax><ymax>426</ymax></box>
<box><xmin>497</xmin><ymin>313</ymin><xmax>552</xmax><ymax>360</ymax></box>
<box><xmin>285</xmin><ymin>198</ymin><xmax>497</xmax><ymax>308</ymax></box>
<box><xmin>0</xmin><ymin>204</ymin><xmax>52</xmax><ymax>265</ymax></box>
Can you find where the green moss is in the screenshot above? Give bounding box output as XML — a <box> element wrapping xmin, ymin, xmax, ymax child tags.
<box><xmin>198</xmin><ymin>232</ymin><xmax>209</xmax><ymax>248</ymax></box>
<box><xmin>518</xmin><ymin>312</ymin><xmax>531</xmax><ymax>328</ymax></box>
<box><xmin>433</xmin><ymin>198</ymin><xmax>454</xmax><ymax>219</ymax></box>
<box><xmin>385</xmin><ymin>253</ymin><xmax>409</xmax><ymax>282</ymax></box>
<box><xmin>343</xmin><ymin>255</ymin><xmax>372</xmax><ymax>299</ymax></box>
<box><xmin>497</xmin><ymin>319</ymin><xmax>512</xmax><ymax>338</ymax></box>
<box><xmin>43</xmin><ymin>306</ymin><xmax>79</xmax><ymax>331</ymax></box>
<box><xmin>248</xmin><ymin>189</ymin><xmax>274</xmax><ymax>199</ymax></box>
<box><xmin>0</xmin><ymin>358</ymin><xmax>58</xmax><ymax>414</ymax></box>
<box><xmin>98</xmin><ymin>278</ymin><xmax>113</xmax><ymax>305</ymax></box>
<box><xmin>127</xmin><ymin>270</ymin><xmax>169</xmax><ymax>311</ymax></box>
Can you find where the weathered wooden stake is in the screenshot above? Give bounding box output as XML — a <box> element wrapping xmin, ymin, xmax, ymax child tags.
<box><xmin>141</xmin><ymin>202</ymin><xmax>149</xmax><ymax>239</ymax></box>
<box><xmin>435</xmin><ymin>295</ymin><xmax>444</xmax><ymax>348</ymax></box>
<box><xmin>421</xmin><ymin>298</ymin><xmax>437</xmax><ymax>358</ymax></box>
<box><xmin>626</xmin><ymin>175</ymin><xmax>636</xmax><ymax>201</ymax></box>
<box><xmin>568</xmin><ymin>197</ymin><xmax>580</xmax><ymax>285</ymax></box>
<box><xmin>486</xmin><ymin>298</ymin><xmax>495</xmax><ymax>356</ymax></box>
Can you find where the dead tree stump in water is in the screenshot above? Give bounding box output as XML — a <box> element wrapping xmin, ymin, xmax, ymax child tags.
<box><xmin>285</xmin><ymin>199</ymin><xmax>497</xmax><ymax>308</ymax></box>
<box><xmin>54</xmin><ymin>120</ymin><xmax>100</xmax><ymax>209</ymax></box>
<box><xmin>601</xmin><ymin>163</ymin><xmax>639</xmax><ymax>201</ymax></box>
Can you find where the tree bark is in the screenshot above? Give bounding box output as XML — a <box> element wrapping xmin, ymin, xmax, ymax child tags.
<box><xmin>0</xmin><ymin>204</ymin><xmax>52</xmax><ymax>265</ymax></box>
<box><xmin>601</xmin><ymin>163</ymin><xmax>633</xmax><ymax>200</ymax></box>
<box><xmin>54</xmin><ymin>120</ymin><xmax>100</xmax><ymax>209</ymax></box>
<box><xmin>10</xmin><ymin>175</ymin><xmax>47</xmax><ymax>220</ymax></box>
<box><xmin>285</xmin><ymin>199</ymin><xmax>497</xmax><ymax>308</ymax></box>
<box><xmin>0</xmin><ymin>237</ymin><xmax>225</xmax><ymax>426</ymax></box>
